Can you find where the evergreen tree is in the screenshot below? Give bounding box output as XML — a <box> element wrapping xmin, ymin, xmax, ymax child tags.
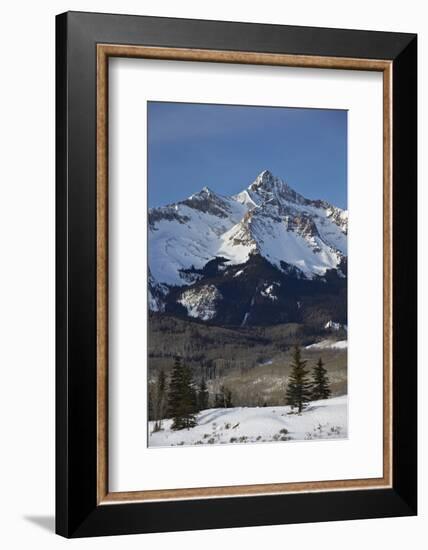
<box><xmin>168</xmin><ymin>356</ymin><xmax>197</xmax><ymax>430</ymax></box>
<box><xmin>190</xmin><ymin>384</ymin><xmax>199</xmax><ymax>415</ymax></box>
<box><xmin>311</xmin><ymin>358</ymin><xmax>331</xmax><ymax>401</ymax></box>
<box><xmin>197</xmin><ymin>378</ymin><xmax>209</xmax><ymax>411</ymax></box>
<box><xmin>285</xmin><ymin>345</ymin><xmax>312</xmax><ymax>413</ymax></box>
<box><xmin>148</xmin><ymin>384</ymin><xmax>155</xmax><ymax>421</ymax></box>
<box><xmin>153</xmin><ymin>369</ymin><xmax>167</xmax><ymax>432</ymax></box>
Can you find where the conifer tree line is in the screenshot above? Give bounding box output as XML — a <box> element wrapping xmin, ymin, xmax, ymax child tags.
<box><xmin>285</xmin><ymin>345</ymin><xmax>331</xmax><ymax>413</ymax></box>
<box><xmin>285</xmin><ymin>345</ymin><xmax>312</xmax><ymax>414</ymax></box>
<box><xmin>150</xmin><ymin>346</ymin><xmax>332</xmax><ymax>431</ymax></box>
<box><xmin>167</xmin><ymin>355</ymin><xmax>197</xmax><ymax>430</ymax></box>
<box><xmin>152</xmin><ymin>355</ymin><xmax>234</xmax><ymax>431</ymax></box>
<box><xmin>311</xmin><ymin>357</ymin><xmax>331</xmax><ymax>401</ymax></box>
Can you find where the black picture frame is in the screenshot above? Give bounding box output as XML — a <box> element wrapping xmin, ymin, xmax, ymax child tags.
<box><xmin>56</xmin><ymin>11</ymin><xmax>417</xmax><ymax>538</ymax></box>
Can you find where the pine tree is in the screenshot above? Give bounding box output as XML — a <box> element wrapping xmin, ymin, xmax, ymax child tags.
<box><xmin>311</xmin><ymin>358</ymin><xmax>331</xmax><ymax>401</ymax></box>
<box><xmin>148</xmin><ymin>384</ymin><xmax>155</xmax><ymax>421</ymax></box>
<box><xmin>190</xmin><ymin>384</ymin><xmax>199</xmax><ymax>415</ymax></box>
<box><xmin>153</xmin><ymin>369</ymin><xmax>167</xmax><ymax>432</ymax></box>
<box><xmin>285</xmin><ymin>345</ymin><xmax>312</xmax><ymax>413</ymax></box>
<box><xmin>197</xmin><ymin>378</ymin><xmax>209</xmax><ymax>411</ymax></box>
<box><xmin>168</xmin><ymin>356</ymin><xmax>197</xmax><ymax>430</ymax></box>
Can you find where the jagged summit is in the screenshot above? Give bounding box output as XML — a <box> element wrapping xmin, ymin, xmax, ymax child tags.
<box><xmin>250</xmin><ymin>169</ymin><xmax>281</xmax><ymax>190</ymax></box>
<box><xmin>189</xmin><ymin>170</ymin><xmax>289</xmax><ymax>203</ymax></box>
<box><xmin>232</xmin><ymin>170</ymin><xmax>308</xmax><ymax>211</ymax></box>
<box><xmin>190</xmin><ymin>186</ymin><xmax>217</xmax><ymax>198</ymax></box>
<box><xmin>149</xmin><ymin>169</ymin><xmax>347</xmax><ymax>288</ymax></box>
<box><xmin>181</xmin><ymin>185</ymin><xmax>241</xmax><ymax>220</ymax></box>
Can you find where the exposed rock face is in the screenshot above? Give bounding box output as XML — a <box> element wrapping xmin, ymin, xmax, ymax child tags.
<box><xmin>148</xmin><ymin>269</ymin><xmax>170</xmax><ymax>312</ymax></box>
<box><xmin>148</xmin><ymin>170</ymin><xmax>348</xmax><ymax>326</ymax></box>
<box><xmin>178</xmin><ymin>284</ymin><xmax>223</xmax><ymax>321</ymax></box>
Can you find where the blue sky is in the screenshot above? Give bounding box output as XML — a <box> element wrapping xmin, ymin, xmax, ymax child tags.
<box><xmin>148</xmin><ymin>102</ymin><xmax>347</xmax><ymax>209</ymax></box>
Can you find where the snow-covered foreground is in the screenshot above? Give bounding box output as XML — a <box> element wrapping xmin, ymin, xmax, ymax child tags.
<box><xmin>148</xmin><ymin>395</ymin><xmax>347</xmax><ymax>447</ymax></box>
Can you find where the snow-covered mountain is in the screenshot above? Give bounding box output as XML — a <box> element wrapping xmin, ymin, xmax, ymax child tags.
<box><xmin>149</xmin><ymin>170</ymin><xmax>347</xmax><ymax>326</ymax></box>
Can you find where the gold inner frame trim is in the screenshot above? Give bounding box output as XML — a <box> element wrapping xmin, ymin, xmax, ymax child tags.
<box><xmin>96</xmin><ymin>44</ymin><xmax>393</xmax><ymax>505</ymax></box>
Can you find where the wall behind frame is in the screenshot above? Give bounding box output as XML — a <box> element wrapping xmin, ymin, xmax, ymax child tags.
<box><xmin>0</xmin><ymin>0</ymin><xmax>424</xmax><ymax>549</ymax></box>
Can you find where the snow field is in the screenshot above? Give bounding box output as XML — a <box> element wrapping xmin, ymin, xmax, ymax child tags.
<box><xmin>149</xmin><ymin>395</ymin><xmax>347</xmax><ymax>448</ymax></box>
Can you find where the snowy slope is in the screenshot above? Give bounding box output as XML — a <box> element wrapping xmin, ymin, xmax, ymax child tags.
<box><xmin>306</xmin><ymin>340</ymin><xmax>348</xmax><ymax>350</ymax></box>
<box><xmin>149</xmin><ymin>188</ymin><xmax>247</xmax><ymax>286</ymax></box>
<box><xmin>149</xmin><ymin>170</ymin><xmax>347</xmax><ymax>289</ymax></box>
<box><xmin>219</xmin><ymin>205</ymin><xmax>342</xmax><ymax>277</ymax></box>
<box><xmin>149</xmin><ymin>395</ymin><xmax>347</xmax><ymax>447</ymax></box>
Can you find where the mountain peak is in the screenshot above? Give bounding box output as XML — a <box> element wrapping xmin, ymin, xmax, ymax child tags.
<box><xmin>149</xmin><ymin>168</ymin><xmax>348</xmax><ymax>293</ymax></box>
<box><xmin>259</xmin><ymin>169</ymin><xmax>274</xmax><ymax>179</ymax></box>
<box><xmin>181</xmin><ymin>186</ymin><xmax>235</xmax><ymax>220</ymax></box>
<box><xmin>244</xmin><ymin>170</ymin><xmax>313</xmax><ymax>209</ymax></box>
<box><xmin>249</xmin><ymin>170</ymin><xmax>292</xmax><ymax>194</ymax></box>
<box><xmin>248</xmin><ymin>170</ymin><xmax>295</xmax><ymax>199</ymax></box>
<box><xmin>250</xmin><ymin>170</ymin><xmax>277</xmax><ymax>190</ymax></box>
<box><xmin>191</xmin><ymin>186</ymin><xmax>216</xmax><ymax>199</ymax></box>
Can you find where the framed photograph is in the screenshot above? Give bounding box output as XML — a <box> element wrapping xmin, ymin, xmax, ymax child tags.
<box><xmin>56</xmin><ymin>11</ymin><xmax>417</xmax><ymax>537</ymax></box>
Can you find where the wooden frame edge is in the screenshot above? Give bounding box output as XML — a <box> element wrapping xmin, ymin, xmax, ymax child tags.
<box><xmin>97</xmin><ymin>45</ymin><xmax>109</xmax><ymax>503</ymax></box>
<box><xmin>96</xmin><ymin>44</ymin><xmax>393</xmax><ymax>504</ymax></box>
<box><xmin>383</xmin><ymin>62</ymin><xmax>393</xmax><ymax>490</ymax></box>
<box><xmin>98</xmin><ymin>44</ymin><xmax>391</xmax><ymax>71</ymax></box>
